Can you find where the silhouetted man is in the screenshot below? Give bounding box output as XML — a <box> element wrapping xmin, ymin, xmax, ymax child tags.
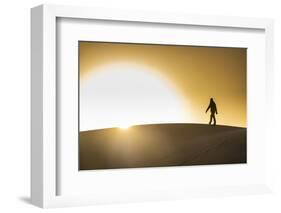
<box><xmin>206</xmin><ymin>98</ymin><xmax>218</xmax><ymax>126</ymax></box>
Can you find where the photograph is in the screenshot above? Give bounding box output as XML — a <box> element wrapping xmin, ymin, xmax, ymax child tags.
<box><xmin>78</xmin><ymin>41</ymin><xmax>247</xmax><ymax>170</ymax></box>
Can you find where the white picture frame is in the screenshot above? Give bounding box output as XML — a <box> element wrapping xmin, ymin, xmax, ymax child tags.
<box><xmin>31</xmin><ymin>4</ymin><xmax>274</xmax><ymax>208</ymax></box>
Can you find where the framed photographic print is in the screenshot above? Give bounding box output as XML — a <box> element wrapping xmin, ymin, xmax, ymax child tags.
<box><xmin>31</xmin><ymin>4</ymin><xmax>274</xmax><ymax>208</ymax></box>
<box><xmin>78</xmin><ymin>42</ymin><xmax>247</xmax><ymax>170</ymax></box>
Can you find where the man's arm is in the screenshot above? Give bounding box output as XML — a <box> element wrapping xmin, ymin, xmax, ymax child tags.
<box><xmin>215</xmin><ymin>105</ymin><xmax>218</xmax><ymax>114</ymax></box>
<box><xmin>206</xmin><ymin>104</ymin><xmax>210</xmax><ymax>113</ymax></box>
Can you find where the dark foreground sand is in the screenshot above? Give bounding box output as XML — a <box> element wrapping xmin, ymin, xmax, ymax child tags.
<box><xmin>79</xmin><ymin>124</ymin><xmax>246</xmax><ymax>170</ymax></box>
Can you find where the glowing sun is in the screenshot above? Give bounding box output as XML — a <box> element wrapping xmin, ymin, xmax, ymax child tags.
<box><xmin>119</xmin><ymin>124</ymin><xmax>131</xmax><ymax>130</ymax></box>
<box><xmin>80</xmin><ymin>63</ymin><xmax>188</xmax><ymax>131</ymax></box>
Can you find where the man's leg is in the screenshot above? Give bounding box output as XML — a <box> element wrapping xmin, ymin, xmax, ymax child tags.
<box><xmin>209</xmin><ymin>114</ymin><xmax>212</xmax><ymax>125</ymax></box>
<box><xmin>213</xmin><ymin>114</ymin><xmax>216</xmax><ymax>126</ymax></box>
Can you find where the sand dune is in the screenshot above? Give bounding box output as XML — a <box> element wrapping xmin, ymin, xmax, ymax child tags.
<box><xmin>79</xmin><ymin>124</ymin><xmax>246</xmax><ymax>170</ymax></box>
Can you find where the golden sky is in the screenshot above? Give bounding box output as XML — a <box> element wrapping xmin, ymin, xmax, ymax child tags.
<box><xmin>79</xmin><ymin>41</ymin><xmax>246</xmax><ymax>128</ymax></box>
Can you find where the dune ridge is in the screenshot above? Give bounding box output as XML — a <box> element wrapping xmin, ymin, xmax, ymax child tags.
<box><xmin>79</xmin><ymin>123</ymin><xmax>246</xmax><ymax>170</ymax></box>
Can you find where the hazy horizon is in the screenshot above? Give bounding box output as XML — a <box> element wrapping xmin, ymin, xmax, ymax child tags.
<box><xmin>79</xmin><ymin>41</ymin><xmax>247</xmax><ymax>130</ymax></box>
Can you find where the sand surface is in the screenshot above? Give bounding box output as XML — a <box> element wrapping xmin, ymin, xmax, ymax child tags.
<box><xmin>79</xmin><ymin>124</ymin><xmax>246</xmax><ymax>170</ymax></box>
